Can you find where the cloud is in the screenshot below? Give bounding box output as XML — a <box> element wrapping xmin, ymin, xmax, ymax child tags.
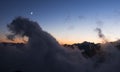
<box><xmin>3</xmin><ymin>16</ymin><xmax>85</xmax><ymax>72</ymax></box>
<box><xmin>95</xmin><ymin>28</ymin><xmax>105</xmax><ymax>38</ymax></box>
<box><xmin>95</xmin><ymin>28</ymin><xmax>108</xmax><ymax>43</ymax></box>
<box><xmin>1</xmin><ymin>16</ymin><xmax>120</xmax><ymax>72</ymax></box>
<box><xmin>7</xmin><ymin>34</ymin><xmax>15</xmax><ymax>41</ymax></box>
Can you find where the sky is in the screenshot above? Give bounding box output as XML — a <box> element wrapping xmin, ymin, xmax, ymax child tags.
<box><xmin>1</xmin><ymin>0</ymin><xmax>120</xmax><ymax>44</ymax></box>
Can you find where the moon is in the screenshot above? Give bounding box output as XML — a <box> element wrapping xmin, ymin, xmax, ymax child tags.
<box><xmin>30</xmin><ymin>12</ymin><xmax>33</xmax><ymax>15</ymax></box>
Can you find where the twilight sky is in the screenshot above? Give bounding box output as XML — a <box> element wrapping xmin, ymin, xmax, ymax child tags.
<box><xmin>1</xmin><ymin>0</ymin><xmax>120</xmax><ymax>44</ymax></box>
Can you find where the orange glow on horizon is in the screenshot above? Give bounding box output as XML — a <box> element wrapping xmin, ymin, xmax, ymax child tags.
<box><xmin>0</xmin><ymin>35</ymin><xmax>102</xmax><ymax>44</ymax></box>
<box><xmin>0</xmin><ymin>37</ymin><xmax>28</xmax><ymax>43</ymax></box>
<box><xmin>56</xmin><ymin>38</ymin><xmax>102</xmax><ymax>45</ymax></box>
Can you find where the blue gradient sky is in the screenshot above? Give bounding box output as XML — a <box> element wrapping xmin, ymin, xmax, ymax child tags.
<box><xmin>1</xmin><ymin>0</ymin><xmax>120</xmax><ymax>44</ymax></box>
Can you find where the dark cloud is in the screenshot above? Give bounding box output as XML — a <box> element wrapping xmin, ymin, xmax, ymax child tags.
<box><xmin>95</xmin><ymin>28</ymin><xmax>108</xmax><ymax>43</ymax></box>
<box><xmin>95</xmin><ymin>28</ymin><xmax>105</xmax><ymax>38</ymax></box>
<box><xmin>1</xmin><ymin>17</ymin><xmax>120</xmax><ymax>72</ymax></box>
<box><xmin>7</xmin><ymin>34</ymin><xmax>15</xmax><ymax>41</ymax></box>
<box><xmin>7</xmin><ymin>16</ymin><xmax>41</xmax><ymax>37</ymax></box>
<box><xmin>3</xmin><ymin>17</ymin><xmax>84</xmax><ymax>72</ymax></box>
